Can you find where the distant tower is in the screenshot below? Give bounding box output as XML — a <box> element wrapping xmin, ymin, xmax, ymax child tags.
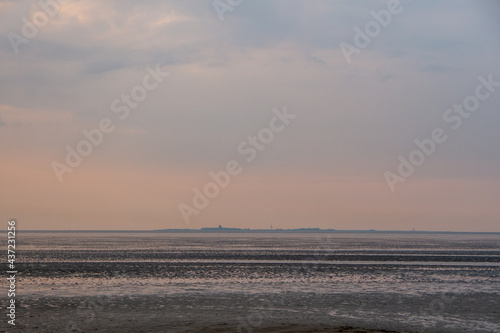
<box><xmin>270</xmin><ymin>223</ymin><xmax>273</xmax><ymax>230</ymax></box>
<box><xmin>218</xmin><ymin>224</ymin><xmax>222</xmax><ymax>229</ymax></box>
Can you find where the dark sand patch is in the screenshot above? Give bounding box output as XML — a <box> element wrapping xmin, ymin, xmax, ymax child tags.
<box><xmin>8</xmin><ymin>294</ymin><xmax>429</xmax><ymax>333</ymax></box>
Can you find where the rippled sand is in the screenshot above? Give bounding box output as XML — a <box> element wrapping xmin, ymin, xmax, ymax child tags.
<box><xmin>16</xmin><ymin>294</ymin><xmax>403</xmax><ymax>332</ymax></box>
<box><xmin>14</xmin><ymin>232</ymin><xmax>500</xmax><ymax>332</ymax></box>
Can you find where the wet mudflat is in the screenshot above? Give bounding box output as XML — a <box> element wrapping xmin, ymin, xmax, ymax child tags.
<box><xmin>10</xmin><ymin>232</ymin><xmax>500</xmax><ymax>332</ymax></box>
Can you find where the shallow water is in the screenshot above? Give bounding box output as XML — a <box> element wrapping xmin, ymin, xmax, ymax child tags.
<box><xmin>14</xmin><ymin>232</ymin><xmax>500</xmax><ymax>332</ymax></box>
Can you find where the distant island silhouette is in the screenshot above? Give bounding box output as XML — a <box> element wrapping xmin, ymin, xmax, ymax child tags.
<box><xmin>10</xmin><ymin>228</ymin><xmax>500</xmax><ymax>234</ymax></box>
<box><xmin>151</xmin><ymin>227</ymin><xmax>498</xmax><ymax>234</ymax></box>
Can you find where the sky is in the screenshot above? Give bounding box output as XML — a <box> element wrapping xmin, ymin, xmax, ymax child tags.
<box><xmin>0</xmin><ymin>0</ymin><xmax>499</xmax><ymax>231</ymax></box>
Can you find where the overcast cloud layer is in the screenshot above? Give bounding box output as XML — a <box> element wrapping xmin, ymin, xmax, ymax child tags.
<box><xmin>1</xmin><ymin>0</ymin><xmax>499</xmax><ymax>231</ymax></box>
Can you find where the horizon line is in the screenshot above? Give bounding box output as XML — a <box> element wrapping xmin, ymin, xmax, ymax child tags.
<box><xmin>6</xmin><ymin>228</ymin><xmax>500</xmax><ymax>234</ymax></box>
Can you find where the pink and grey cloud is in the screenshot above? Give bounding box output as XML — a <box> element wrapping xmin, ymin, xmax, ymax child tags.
<box><xmin>0</xmin><ymin>0</ymin><xmax>499</xmax><ymax>231</ymax></box>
